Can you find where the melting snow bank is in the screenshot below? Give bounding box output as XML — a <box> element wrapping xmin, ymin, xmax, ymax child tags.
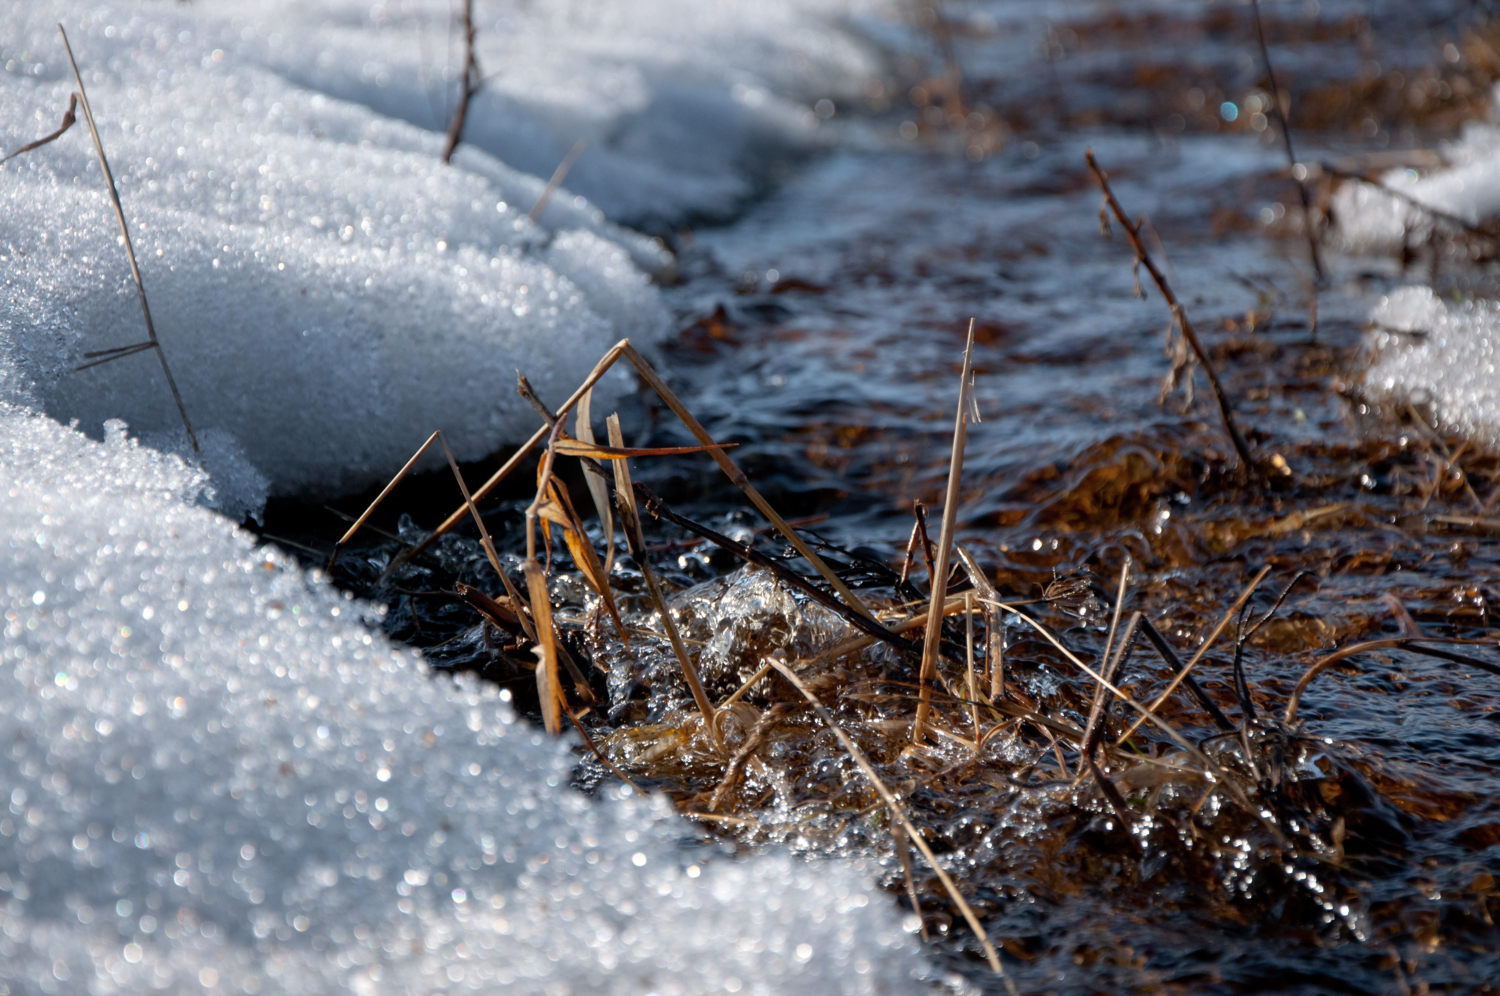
<box><xmin>0</xmin><ymin>404</ymin><xmax>935</xmax><ymax>996</ymax></box>
<box><xmin>1332</xmin><ymin>111</ymin><xmax>1500</xmax><ymax>254</ymax></box>
<box><xmin>0</xmin><ymin>0</ymin><xmax>883</xmax><ymax>507</ymax></box>
<box><xmin>1362</xmin><ymin>286</ymin><xmax>1500</xmax><ymax>451</ymax></box>
<box><xmin>0</xmin><ymin>0</ymin><xmax>675</xmax><ymax>507</ymax></box>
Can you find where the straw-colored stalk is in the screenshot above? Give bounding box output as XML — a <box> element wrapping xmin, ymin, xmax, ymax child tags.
<box><xmin>913</xmin><ymin>318</ymin><xmax>978</xmax><ymax>743</ymax></box>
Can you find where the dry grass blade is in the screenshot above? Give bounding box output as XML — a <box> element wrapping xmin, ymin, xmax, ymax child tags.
<box><xmin>769</xmin><ymin>658</ymin><xmax>1013</xmax><ymax>987</ymax></box>
<box><xmin>532</xmin><ymin>466</ymin><xmax>628</xmax><ymax>646</ymax></box>
<box><xmin>956</xmin><ymin>545</ymin><xmax>1005</xmax><ymax>700</ymax></box>
<box><xmin>59</xmin><ymin>25</ymin><xmax>198</xmax><ymax>452</ymax></box>
<box><xmin>913</xmin><ymin>318</ymin><xmax>977</xmax><ymax>743</ymax></box>
<box><xmin>574</xmin><ymin>390</ymin><xmax>615</xmax><ymax>578</ymax></box>
<box><xmin>0</xmin><ymin>91</ymin><xmax>77</xmax><ymax>165</ymax></box>
<box><xmin>1113</xmin><ymin>565</ymin><xmax>1271</xmax><ymax>746</ymax></box>
<box><xmin>964</xmin><ymin>592</ymin><xmax>981</xmax><ymax>743</ymax></box>
<box><xmin>530</xmin><ymin>138</ymin><xmax>588</xmax><ymax>222</ymax></box>
<box><xmin>1083</xmin><ymin>562</ymin><xmax>1131</xmax><ymax>764</ymax></box>
<box><xmin>1086</xmin><ymin>148</ymin><xmax>1254</xmax><ymax>474</ymax></box>
<box><xmin>618</xmin><ymin>342</ymin><xmax>873</xmax><ymax>619</ymax></box>
<box><xmin>525</xmin><ymin>419</ymin><xmax>570</xmax><ymax>735</ymax></box>
<box><xmin>328</xmin><ymin>430</ymin><xmax>441</xmax><ymax>570</ymax></box>
<box><xmin>408</xmin><ymin>339</ymin><xmax>630</xmax><ymax>561</ymax></box>
<box><xmin>892</xmin><ymin>822</ymin><xmax>930</xmax><ymax>942</ymax></box>
<box><xmin>608</xmin><ymin>416</ymin><xmax>718</xmax><ymax>730</ymax></box>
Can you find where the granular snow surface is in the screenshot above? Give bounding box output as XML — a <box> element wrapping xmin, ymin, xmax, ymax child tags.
<box><xmin>0</xmin><ymin>0</ymin><xmax>882</xmax><ymax>507</ymax></box>
<box><xmin>0</xmin><ymin>403</ymin><xmax>933</xmax><ymax>996</ymax></box>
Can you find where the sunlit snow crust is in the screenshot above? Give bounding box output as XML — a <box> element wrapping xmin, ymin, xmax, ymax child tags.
<box><xmin>0</xmin><ymin>404</ymin><xmax>931</xmax><ymax>995</ymax></box>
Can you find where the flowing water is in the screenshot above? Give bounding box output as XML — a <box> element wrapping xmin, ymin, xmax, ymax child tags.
<box><xmin>262</xmin><ymin>2</ymin><xmax>1500</xmax><ymax>992</ymax></box>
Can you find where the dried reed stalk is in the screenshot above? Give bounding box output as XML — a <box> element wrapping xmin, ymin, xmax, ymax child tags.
<box><xmin>956</xmin><ymin>545</ymin><xmax>1004</xmax><ymax>700</ymax></box>
<box><xmin>769</xmin><ymin>658</ymin><xmax>1013</xmax><ymax>986</ymax></box>
<box><xmin>328</xmin><ymin>430</ymin><xmax>441</xmax><ymax>570</ymax></box>
<box><xmin>913</xmin><ymin>318</ymin><xmax>977</xmax><ymax>743</ymax></box>
<box><xmin>525</xmin><ymin>419</ymin><xmax>569</xmax><ymax>734</ymax></box>
<box><xmin>1285</xmin><ymin>637</ymin><xmax>1500</xmax><ymax>724</ymax></box>
<box><xmin>59</xmin><ymin>25</ymin><xmax>198</xmax><ymax>451</ymax></box>
<box><xmin>575</xmin><ymin>389</ymin><xmax>616</xmax><ymax>576</ymax></box>
<box><xmin>1086</xmin><ymin>149</ymin><xmax>1255</xmax><ymax>474</ymax></box>
<box><xmin>409</xmin><ymin>341</ymin><xmax>865</xmax><ymax>626</ymax></box>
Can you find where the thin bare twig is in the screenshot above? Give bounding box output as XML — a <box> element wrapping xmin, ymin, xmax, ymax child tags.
<box><xmin>1086</xmin><ymin>149</ymin><xmax>1255</xmax><ymax>473</ymax></box>
<box><xmin>60</xmin><ymin>25</ymin><xmax>198</xmax><ymax>451</ymax></box>
<box><xmin>1250</xmin><ymin>0</ymin><xmax>1324</xmax><ymax>282</ymax></box>
<box><xmin>441</xmin><ymin>0</ymin><xmax>481</xmax><ymax>163</ymax></box>
<box><xmin>0</xmin><ymin>92</ymin><xmax>77</xmax><ymax>165</ymax></box>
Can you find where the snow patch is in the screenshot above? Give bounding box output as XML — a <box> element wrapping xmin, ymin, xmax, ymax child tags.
<box><xmin>0</xmin><ymin>403</ymin><xmax>932</xmax><ymax>995</ymax></box>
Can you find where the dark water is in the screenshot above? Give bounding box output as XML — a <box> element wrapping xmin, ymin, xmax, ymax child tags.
<box><xmin>265</xmin><ymin>2</ymin><xmax>1500</xmax><ymax>993</ymax></box>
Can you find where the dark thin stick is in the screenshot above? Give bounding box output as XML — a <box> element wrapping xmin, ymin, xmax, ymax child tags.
<box><xmin>1086</xmin><ymin>149</ymin><xmax>1255</xmax><ymax>473</ymax></box>
<box><xmin>0</xmin><ymin>92</ymin><xmax>77</xmax><ymax>165</ymax></box>
<box><xmin>1251</xmin><ymin>0</ymin><xmax>1325</xmax><ymax>282</ymax></box>
<box><xmin>1137</xmin><ymin>619</ymin><xmax>1236</xmax><ymax>732</ymax></box>
<box><xmin>75</xmin><ymin>341</ymin><xmax>156</xmax><ymax>370</ymax></box>
<box><xmin>440</xmin><ymin>0</ymin><xmax>480</xmax><ymax>163</ymax></box>
<box><xmin>59</xmin><ymin>25</ymin><xmax>198</xmax><ymax>451</ymax></box>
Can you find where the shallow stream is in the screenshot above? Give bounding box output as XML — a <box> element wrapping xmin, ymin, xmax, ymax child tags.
<box><xmin>263</xmin><ymin>2</ymin><xmax>1500</xmax><ymax>992</ymax></box>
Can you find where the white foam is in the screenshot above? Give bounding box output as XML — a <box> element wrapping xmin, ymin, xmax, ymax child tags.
<box><xmin>0</xmin><ymin>402</ymin><xmax>933</xmax><ymax>995</ymax></box>
<box><xmin>1362</xmin><ymin>285</ymin><xmax>1500</xmax><ymax>450</ymax></box>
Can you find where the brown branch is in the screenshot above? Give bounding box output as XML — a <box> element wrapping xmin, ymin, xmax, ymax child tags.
<box><xmin>1251</xmin><ymin>0</ymin><xmax>1325</xmax><ymax>282</ymax></box>
<box><xmin>0</xmin><ymin>92</ymin><xmax>77</xmax><ymax>165</ymax></box>
<box><xmin>1086</xmin><ymin>149</ymin><xmax>1256</xmax><ymax>474</ymax></box>
<box><xmin>440</xmin><ymin>0</ymin><xmax>480</xmax><ymax>164</ymax></box>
